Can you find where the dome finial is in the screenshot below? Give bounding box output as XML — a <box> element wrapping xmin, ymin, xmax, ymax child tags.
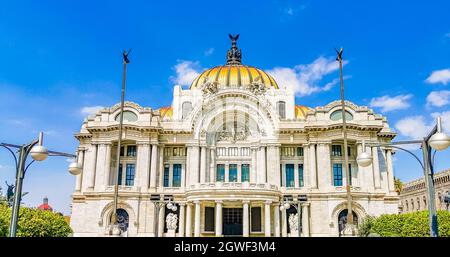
<box><xmin>226</xmin><ymin>34</ymin><xmax>242</xmax><ymax>65</ymax></box>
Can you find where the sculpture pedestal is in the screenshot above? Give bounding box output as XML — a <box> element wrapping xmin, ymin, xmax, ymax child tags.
<box><xmin>167</xmin><ymin>229</ymin><xmax>176</xmax><ymax>237</ymax></box>
<box><xmin>342</xmin><ymin>224</ymin><xmax>357</xmax><ymax>237</ymax></box>
<box><xmin>289</xmin><ymin>230</ymin><xmax>299</xmax><ymax>237</ymax></box>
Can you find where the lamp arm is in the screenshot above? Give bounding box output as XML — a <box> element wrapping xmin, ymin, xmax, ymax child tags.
<box><xmin>367</xmin><ymin>144</ymin><xmax>424</xmax><ymax>170</ymax></box>
<box><xmin>0</xmin><ymin>144</ymin><xmax>18</xmax><ymax>168</ymax></box>
<box><xmin>24</xmin><ymin>160</ymin><xmax>35</xmax><ymax>175</ymax></box>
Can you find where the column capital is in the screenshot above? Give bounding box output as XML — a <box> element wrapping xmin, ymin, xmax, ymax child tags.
<box><xmin>242</xmin><ymin>200</ymin><xmax>250</xmax><ymax>204</ymax></box>
<box><xmin>136</xmin><ymin>141</ymin><xmax>151</xmax><ymax>146</ymax></box>
<box><xmin>215</xmin><ymin>200</ymin><xmax>223</xmax><ymax>204</ymax></box>
<box><xmin>301</xmin><ymin>202</ymin><xmax>311</xmax><ymax>207</ymax></box>
<box><xmin>178</xmin><ymin>202</ymin><xmax>187</xmax><ymax>206</ymax></box>
<box><xmin>193</xmin><ymin>200</ymin><xmax>200</xmax><ymax>204</ymax></box>
<box><xmin>265</xmin><ymin>200</ymin><xmax>272</xmax><ymax>205</ymax></box>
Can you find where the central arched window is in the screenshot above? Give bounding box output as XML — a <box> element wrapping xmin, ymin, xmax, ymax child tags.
<box><xmin>115</xmin><ymin>111</ymin><xmax>138</xmax><ymax>122</ymax></box>
<box><xmin>277</xmin><ymin>101</ymin><xmax>286</xmax><ymax>119</ymax></box>
<box><xmin>182</xmin><ymin>101</ymin><xmax>192</xmax><ymax>119</ymax></box>
<box><xmin>110</xmin><ymin>208</ymin><xmax>129</xmax><ymax>233</ymax></box>
<box><xmin>330</xmin><ymin>109</ymin><xmax>353</xmax><ymax>121</ymax></box>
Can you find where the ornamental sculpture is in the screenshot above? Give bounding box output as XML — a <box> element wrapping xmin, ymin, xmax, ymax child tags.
<box><xmin>201</xmin><ymin>76</ymin><xmax>219</xmax><ymax>96</ymax></box>
<box><xmin>247</xmin><ymin>76</ymin><xmax>267</xmax><ymax>95</ymax></box>
<box><xmin>165</xmin><ymin>213</ymin><xmax>178</xmax><ymax>231</ymax></box>
<box><xmin>226</xmin><ymin>34</ymin><xmax>242</xmax><ymax>64</ymax></box>
<box><xmin>288</xmin><ymin>213</ymin><xmax>299</xmax><ymax>232</ymax></box>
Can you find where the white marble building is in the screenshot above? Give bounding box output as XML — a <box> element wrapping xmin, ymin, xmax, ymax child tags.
<box><xmin>70</xmin><ymin>36</ymin><xmax>399</xmax><ymax>237</ymax></box>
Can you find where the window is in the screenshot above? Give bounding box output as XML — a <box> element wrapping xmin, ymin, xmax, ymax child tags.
<box><xmin>118</xmin><ymin>164</ymin><xmax>123</xmax><ymax>185</ymax></box>
<box><xmin>182</xmin><ymin>101</ymin><xmax>192</xmax><ymax>119</ymax></box>
<box><xmin>115</xmin><ymin>111</ymin><xmax>138</xmax><ymax>122</ymax></box>
<box><xmin>332</xmin><ymin>145</ymin><xmax>342</xmax><ymax>156</ymax></box>
<box><xmin>285</xmin><ymin>164</ymin><xmax>295</xmax><ymax>187</ymax></box>
<box><xmin>127</xmin><ymin>145</ymin><xmax>136</xmax><ymax>157</ymax></box>
<box><xmin>241</xmin><ymin>164</ymin><xmax>250</xmax><ymax>182</ymax></box>
<box><xmin>251</xmin><ymin>207</ymin><xmax>262</xmax><ymax>232</ymax></box>
<box><xmin>348</xmin><ymin>164</ymin><xmax>352</xmax><ymax>186</ymax></box>
<box><xmin>217</xmin><ymin>164</ymin><xmax>225</xmax><ymax>182</ymax></box>
<box><xmin>333</xmin><ymin>163</ymin><xmax>343</xmax><ymax>186</ymax></box>
<box><xmin>277</xmin><ymin>101</ymin><xmax>286</xmax><ymax>119</ymax></box>
<box><xmin>112</xmin><ymin>208</ymin><xmax>129</xmax><ymax>232</ymax></box>
<box><xmin>299</xmin><ymin>164</ymin><xmax>304</xmax><ymax>187</ymax></box>
<box><xmin>204</xmin><ymin>207</ymin><xmax>215</xmax><ymax>232</ymax></box>
<box><xmin>163</xmin><ymin>164</ymin><xmax>170</xmax><ymax>187</ymax></box>
<box><xmin>229</xmin><ymin>164</ymin><xmax>238</xmax><ymax>182</ymax></box>
<box><xmin>296</xmin><ymin>147</ymin><xmax>304</xmax><ymax>157</ymax></box>
<box><xmin>125</xmin><ymin>164</ymin><xmax>135</xmax><ymax>186</ymax></box>
<box><xmin>172</xmin><ymin>164</ymin><xmax>182</xmax><ymax>187</ymax></box>
<box><xmin>330</xmin><ymin>110</ymin><xmax>353</xmax><ymax>121</ymax></box>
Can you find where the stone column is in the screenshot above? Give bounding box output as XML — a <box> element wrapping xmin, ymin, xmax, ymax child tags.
<box><xmin>264</xmin><ymin>201</ymin><xmax>271</xmax><ymax>237</ymax></box>
<box><xmin>158</xmin><ymin>145</ymin><xmax>165</xmax><ymax>188</ymax></box>
<box><xmin>273</xmin><ymin>203</ymin><xmax>280</xmax><ymax>237</ymax></box>
<box><xmin>94</xmin><ymin>144</ymin><xmax>107</xmax><ymax>191</ymax></box>
<box><xmin>386</xmin><ymin>148</ymin><xmax>396</xmax><ymax>193</ymax></box>
<box><xmin>294</xmin><ymin>163</ymin><xmax>299</xmax><ymax>188</ymax></box>
<box><xmin>75</xmin><ymin>149</ymin><xmax>85</xmax><ymax>192</ymax></box>
<box><xmin>251</xmin><ymin>147</ymin><xmax>257</xmax><ymax>183</ymax></box>
<box><xmin>281</xmin><ymin>207</ymin><xmax>287</xmax><ymax>237</ymax></box>
<box><xmin>309</xmin><ymin>144</ymin><xmax>317</xmax><ymax>188</ymax></box>
<box><xmin>158</xmin><ymin>205</ymin><xmax>165</xmax><ymax>237</ymax></box>
<box><xmin>316</xmin><ymin>143</ymin><xmax>331</xmax><ymax>189</ymax></box>
<box><xmin>266</xmin><ymin>145</ymin><xmax>280</xmax><ymax>186</ymax></box>
<box><xmin>303</xmin><ymin>144</ymin><xmax>309</xmax><ymax>188</ymax></box>
<box><xmin>243</xmin><ymin>200</ymin><xmax>249</xmax><ymax>237</ymax></box>
<box><xmin>215</xmin><ymin>200</ymin><xmax>223</xmax><ymax>237</ymax></box>
<box><xmin>188</xmin><ymin>146</ymin><xmax>200</xmax><ymax>186</ymax></box>
<box><xmin>372</xmin><ymin>146</ymin><xmax>381</xmax><ymax>189</ymax></box>
<box><xmin>194</xmin><ymin>201</ymin><xmax>201</xmax><ymax>237</ymax></box>
<box><xmin>149</xmin><ymin>144</ymin><xmax>158</xmax><ymax>189</ymax></box>
<box><xmin>136</xmin><ymin>143</ymin><xmax>150</xmax><ymax>191</ymax></box>
<box><xmin>185</xmin><ymin>203</ymin><xmax>192</xmax><ymax>237</ymax></box>
<box><xmin>209</xmin><ymin>148</ymin><xmax>216</xmax><ymax>183</ymax></box>
<box><xmin>104</xmin><ymin>144</ymin><xmax>112</xmax><ymax>187</ymax></box>
<box><xmin>258</xmin><ymin>146</ymin><xmax>267</xmax><ymax>183</ymax></box>
<box><xmin>301</xmin><ymin>203</ymin><xmax>310</xmax><ymax>237</ymax></box>
<box><xmin>178</xmin><ymin>203</ymin><xmax>186</xmax><ymax>237</ymax></box>
<box><xmin>200</xmin><ymin>146</ymin><xmax>207</xmax><ymax>183</ymax></box>
<box><xmin>87</xmin><ymin>144</ymin><xmax>98</xmax><ymax>190</ymax></box>
<box><xmin>224</xmin><ymin>163</ymin><xmax>229</xmax><ymax>182</ymax></box>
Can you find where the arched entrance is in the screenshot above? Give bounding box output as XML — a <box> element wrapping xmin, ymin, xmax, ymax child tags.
<box><xmin>110</xmin><ymin>208</ymin><xmax>129</xmax><ymax>233</ymax></box>
<box><xmin>337</xmin><ymin>209</ymin><xmax>358</xmax><ymax>237</ymax></box>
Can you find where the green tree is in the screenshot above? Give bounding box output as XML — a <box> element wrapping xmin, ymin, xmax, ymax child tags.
<box><xmin>394</xmin><ymin>177</ymin><xmax>403</xmax><ymax>194</ymax></box>
<box><xmin>0</xmin><ymin>204</ymin><xmax>72</xmax><ymax>237</ymax></box>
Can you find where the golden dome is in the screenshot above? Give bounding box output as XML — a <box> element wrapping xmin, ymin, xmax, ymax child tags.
<box><xmin>295</xmin><ymin>105</ymin><xmax>311</xmax><ymax>120</ymax></box>
<box><xmin>158</xmin><ymin>106</ymin><xmax>173</xmax><ymax>120</ymax></box>
<box><xmin>190</xmin><ymin>64</ymin><xmax>279</xmax><ymax>90</ymax></box>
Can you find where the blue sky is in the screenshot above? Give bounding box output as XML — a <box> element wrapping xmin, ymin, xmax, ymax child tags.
<box><xmin>0</xmin><ymin>0</ymin><xmax>449</xmax><ymax>214</ymax></box>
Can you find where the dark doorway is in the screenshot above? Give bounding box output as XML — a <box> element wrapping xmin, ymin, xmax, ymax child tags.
<box><xmin>338</xmin><ymin>209</ymin><xmax>358</xmax><ymax>236</ymax></box>
<box><xmin>223</xmin><ymin>208</ymin><xmax>243</xmax><ymax>236</ymax></box>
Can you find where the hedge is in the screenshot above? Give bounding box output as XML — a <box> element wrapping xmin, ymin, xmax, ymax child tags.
<box><xmin>0</xmin><ymin>203</ymin><xmax>72</xmax><ymax>237</ymax></box>
<box><xmin>360</xmin><ymin>210</ymin><xmax>450</xmax><ymax>237</ymax></box>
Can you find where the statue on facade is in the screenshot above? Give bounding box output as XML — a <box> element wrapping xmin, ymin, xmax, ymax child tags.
<box><xmin>288</xmin><ymin>213</ymin><xmax>299</xmax><ymax>233</ymax></box>
<box><xmin>165</xmin><ymin>213</ymin><xmax>178</xmax><ymax>231</ymax></box>
<box><xmin>247</xmin><ymin>76</ymin><xmax>267</xmax><ymax>95</ymax></box>
<box><xmin>226</xmin><ymin>34</ymin><xmax>242</xmax><ymax>64</ymax></box>
<box><xmin>201</xmin><ymin>76</ymin><xmax>219</xmax><ymax>96</ymax></box>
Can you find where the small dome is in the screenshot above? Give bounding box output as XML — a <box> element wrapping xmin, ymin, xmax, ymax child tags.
<box><xmin>37</xmin><ymin>197</ymin><xmax>53</xmax><ymax>211</ymax></box>
<box><xmin>295</xmin><ymin>105</ymin><xmax>311</xmax><ymax>120</ymax></box>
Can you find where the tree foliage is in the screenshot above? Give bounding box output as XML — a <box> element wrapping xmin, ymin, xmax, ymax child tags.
<box><xmin>368</xmin><ymin>210</ymin><xmax>450</xmax><ymax>237</ymax></box>
<box><xmin>0</xmin><ymin>204</ymin><xmax>72</xmax><ymax>237</ymax></box>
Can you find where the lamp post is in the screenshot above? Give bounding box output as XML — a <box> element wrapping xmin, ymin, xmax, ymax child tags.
<box><xmin>357</xmin><ymin>117</ymin><xmax>450</xmax><ymax>237</ymax></box>
<box><xmin>150</xmin><ymin>194</ymin><xmax>178</xmax><ymax>237</ymax></box>
<box><xmin>105</xmin><ymin>49</ymin><xmax>131</xmax><ymax>236</ymax></box>
<box><xmin>279</xmin><ymin>195</ymin><xmax>307</xmax><ymax>237</ymax></box>
<box><xmin>1</xmin><ymin>132</ymin><xmax>79</xmax><ymax>237</ymax></box>
<box><xmin>335</xmin><ymin>48</ymin><xmax>355</xmax><ymax>236</ymax></box>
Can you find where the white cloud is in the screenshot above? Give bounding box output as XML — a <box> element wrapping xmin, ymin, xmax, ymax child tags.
<box><xmin>431</xmin><ymin>111</ymin><xmax>450</xmax><ymax>133</ymax></box>
<box><xmin>369</xmin><ymin>94</ymin><xmax>413</xmax><ymax>112</ymax></box>
<box><xmin>80</xmin><ymin>106</ymin><xmax>104</xmax><ymax>117</ymax></box>
<box><xmin>426</xmin><ymin>90</ymin><xmax>450</xmax><ymax>107</ymax></box>
<box><xmin>171</xmin><ymin>60</ymin><xmax>202</xmax><ymax>87</ymax></box>
<box><xmin>204</xmin><ymin>48</ymin><xmax>214</xmax><ymax>56</ymax></box>
<box><xmin>266</xmin><ymin>56</ymin><xmax>348</xmax><ymax>96</ymax></box>
<box><xmin>425</xmin><ymin>69</ymin><xmax>450</xmax><ymax>85</ymax></box>
<box><xmin>395</xmin><ymin>115</ymin><xmax>433</xmax><ymax>139</ymax></box>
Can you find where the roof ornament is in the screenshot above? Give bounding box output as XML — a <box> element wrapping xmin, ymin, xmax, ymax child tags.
<box><xmin>226</xmin><ymin>34</ymin><xmax>242</xmax><ymax>65</ymax></box>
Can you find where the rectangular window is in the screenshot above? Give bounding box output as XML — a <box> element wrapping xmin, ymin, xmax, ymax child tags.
<box><xmin>229</xmin><ymin>164</ymin><xmax>238</xmax><ymax>182</ymax></box>
<box><xmin>347</xmin><ymin>146</ymin><xmax>351</xmax><ymax>157</ymax></box>
<box><xmin>251</xmin><ymin>207</ymin><xmax>262</xmax><ymax>232</ymax></box>
<box><xmin>241</xmin><ymin>164</ymin><xmax>250</xmax><ymax>182</ymax></box>
<box><xmin>118</xmin><ymin>164</ymin><xmax>123</xmax><ymax>185</ymax></box>
<box><xmin>299</xmin><ymin>164</ymin><xmax>304</xmax><ymax>187</ymax></box>
<box><xmin>348</xmin><ymin>164</ymin><xmax>352</xmax><ymax>186</ymax></box>
<box><xmin>127</xmin><ymin>145</ymin><xmax>136</xmax><ymax>157</ymax></box>
<box><xmin>163</xmin><ymin>164</ymin><xmax>170</xmax><ymax>187</ymax></box>
<box><xmin>216</xmin><ymin>164</ymin><xmax>225</xmax><ymax>182</ymax></box>
<box><xmin>285</xmin><ymin>164</ymin><xmax>295</xmax><ymax>187</ymax></box>
<box><xmin>125</xmin><ymin>164</ymin><xmax>135</xmax><ymax>186</ymax></box>
<box><xmin>120</xmin><ymin>146</ymin><xmax>124</xmax><ymax>157</ymax></box>
<box><xmin>296</xmin><ymin>147</ymin><xmax>304</xmax><ymax>157</ymax></box>
<box><xmin>332</xmin><ymin>145</ymin><xmax>342</xmax><ymax>156</ymax></box>
<box><xmin>204</xmin><ymin>207</ymin><xmax>215</xmax><ymax>232</ymax></box>
<box><xmin>172</xmin><ymin>164</ymin><xmax>181</xmax><ymax>187</ymax></box>
<box><xmin>333</xmin><ymin>163</ymin><xmax>343</xmax><ymax>186</ymax></box>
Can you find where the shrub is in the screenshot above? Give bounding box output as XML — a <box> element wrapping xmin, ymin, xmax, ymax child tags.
<box><xmin>0</xmin><ymin>204</ymin><xmax>72</xmax><ymax>237</ymax></box>
<box><xmin>358</xmin><ymin>215</ymin><xmax>375</xmax><ymax>237</ymax></box>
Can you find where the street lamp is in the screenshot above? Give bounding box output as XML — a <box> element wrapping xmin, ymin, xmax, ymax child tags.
<box><xmin>150</xmin><ymin>194</ymin><xmax>178</xmax><ymax>237</ymax></box>
<box><xmin>1</xmin><ymin>132</ymin><xmax>78</xmax><ymax>237</ymax></box>
<box><xmin>357</xmin><ymin>116</ymin><xmax>450</xmax><ymax>237</ymax></box>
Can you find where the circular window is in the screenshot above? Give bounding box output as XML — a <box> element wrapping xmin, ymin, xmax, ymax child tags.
<box><xmin>330</xmin><ymin>110</ymin><xmax>353</xmax><ymax>121</ymax></box>
<box><xmin>115</xmin><ymin>111</ymin><xmax>138</xmax><ymax>122</ymax></box>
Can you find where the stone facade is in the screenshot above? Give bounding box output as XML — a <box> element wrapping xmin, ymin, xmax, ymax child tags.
<box><xmin>399</xmin><ymin>169</ymin><xmax>450</xmax><ymax>213</ymax></box>
<box><xmin>70</xmin><ymin>39</ymin><xmax>399</xmax><ymax>237</ymax></box>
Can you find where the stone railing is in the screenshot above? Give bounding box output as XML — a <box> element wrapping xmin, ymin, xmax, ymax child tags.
<box><xmin>104</xmin><ymin>185</ymin><xmax>139</xmax><ymax>192</ymax></box>
<box><xmin>187</xmin><ymin>182</ymin><xmax>279</xmax><ymax>191</ymax></box>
